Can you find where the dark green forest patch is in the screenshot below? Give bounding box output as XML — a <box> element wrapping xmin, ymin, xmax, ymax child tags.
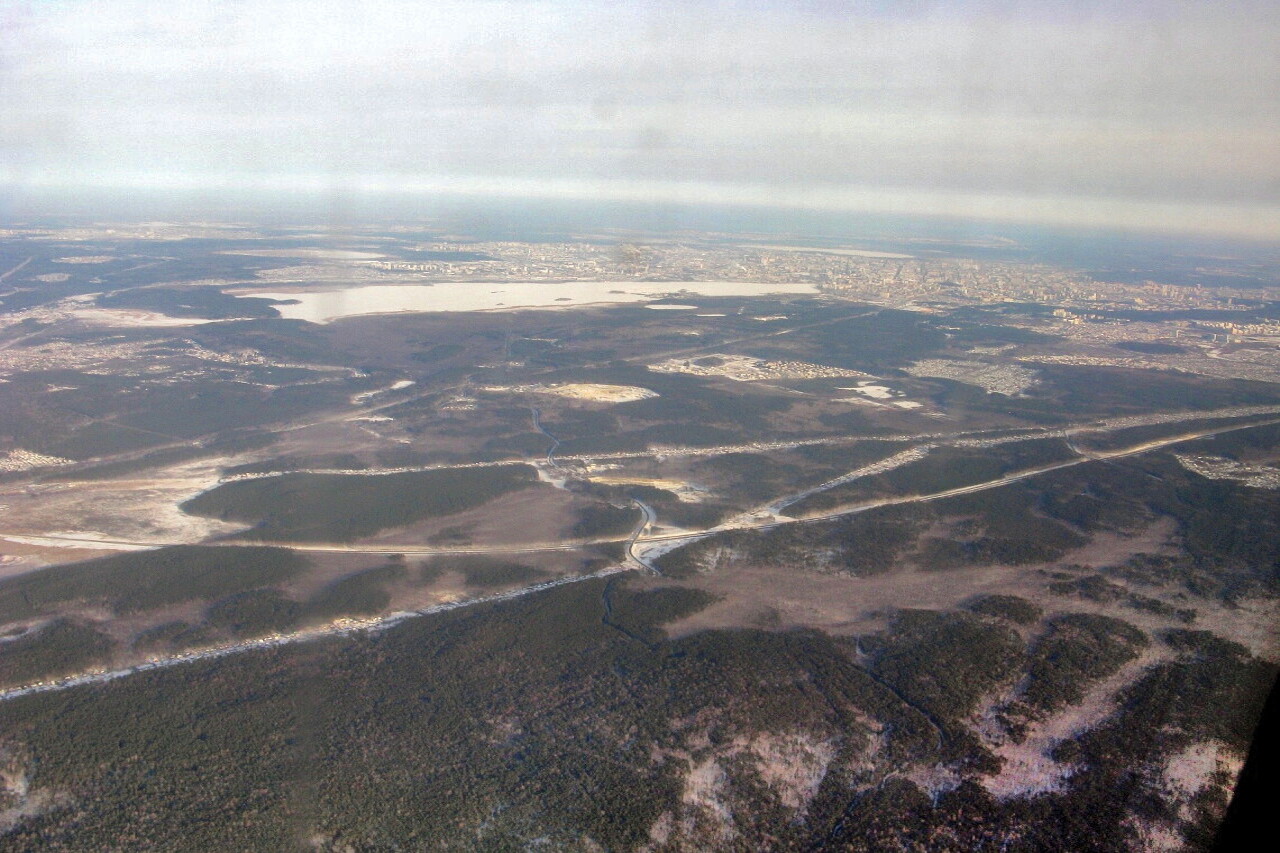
<box><xmin>0</xmin><ymin>546</ymin><xmax>306</xmax><ymax>623</ymax></box>
<box><xmin>568</xmin><ymin>502</ymin><xmax>640</xmax><ymax>539</ymax></box>
<box><xmin>460</xmin><ymin>557</ymin><xmax>545</xmax><ymax>588</ymax></box>
<box><xmin>204</xmin><ymin>589</ymin><xmax>304</xmax><ymax>637</ymax></box>
<box><xmin>917</xmin><ymin>487</ymin><xmax>1088</xmax><ymax>569</ymax></box>
<box><xmin>181</xmin><ymin>465</ymin><xmax>539</xmax><ymax>541</ymax></box>
<box><xmin>602</xmin><ymin>583</ymin><xmax>719</xmax><ymax>645</ymax></box>
<box><xmin>96</xmin><ymin>286</ymin><xmax>280</xmax><ymax>320</ymax></box>
<box><xmin>0</xmin><ymin>619</ymin><xmax>116</xmax><ymax>686</ymax></box>
<box><xmin>0</xmin><ymin>580</ymin><xmax>1271</xmax><ymax>850</ymax></box>
<box><xmin>862</xmin><ymin>609</ymin><xmax>1026</xmax><ymax>726</ymax></box>
<box><xmin>299</xmin><ymin>563</ymin><xmax>408</xmax><ymax>620</ymax></box>
<box><xmin>0</xmin><ymin>580</ymin><xmax>934</xmax><ymax>849</ymax></box>
<box><xmin>693</xmin><ymin>451</ymin><xmax>807</xmax><ymax>503</ymax></box>
<box><xmin>966</xmin><ymin>594</ymin><xmax>1043</xmax><ymax>625</ymax></box>
<box><xmin>1020</xmin><ymin>613</ymin><xmax>1148</xmax><ymax>714</ymax></box>
<box><xmin>131</xmin><ymin>620</ymin><xmax>219</xmax><ymax>654</ymax></box>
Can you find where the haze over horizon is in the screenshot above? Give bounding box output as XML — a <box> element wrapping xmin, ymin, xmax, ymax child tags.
<box><xmin>2</xmin><ymin>0</ymin><xmax>1278</xmax><ymax>239</ymax></box>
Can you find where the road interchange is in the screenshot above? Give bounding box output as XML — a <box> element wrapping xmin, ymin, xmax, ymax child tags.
<box><xmin>2</xmin><ymin>408</ymin><xmax>1277</xmax><ymax>702</ymax></box>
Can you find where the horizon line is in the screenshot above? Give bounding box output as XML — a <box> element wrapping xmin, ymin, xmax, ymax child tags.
<box><xmin>4</xmin><ymin>173</ymin><xmax>1279</xmax><ymax>244</ymax></box>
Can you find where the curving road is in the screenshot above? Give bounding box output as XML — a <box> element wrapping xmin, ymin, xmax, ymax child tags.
<box><xmin>2</xmin><ymin>411</ymin><xmax>1278</xmax><ymax>703</ymax></box>
<box><xmin>630</xmin><ymin>415</ymin><xmax>1280</xmax><ymax>557</ymax></box>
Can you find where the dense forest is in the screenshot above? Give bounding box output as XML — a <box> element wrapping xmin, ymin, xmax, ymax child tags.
<box><xmin>0</xmin><ymin>566</ymin><xmax>1273</xmax><ymax>850</ymax></box>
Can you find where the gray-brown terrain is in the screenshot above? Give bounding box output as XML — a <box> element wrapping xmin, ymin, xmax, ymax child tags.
<box><xmin>0</xmin><ymin>223</ymin><xmax>1277</xmax><ymax>850</ymax></box>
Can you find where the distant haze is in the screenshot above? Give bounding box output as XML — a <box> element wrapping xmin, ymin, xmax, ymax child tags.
<box><xmin>2</xmin><ymin>0</ymin><xmax>1278</xmax><ymax>239</ymax></box>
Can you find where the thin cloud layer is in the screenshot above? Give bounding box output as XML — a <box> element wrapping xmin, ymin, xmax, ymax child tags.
<box><xmin>3</xmin><ymin>0</ymin><xmax>1278</xmax><ymax>236</ymax></box>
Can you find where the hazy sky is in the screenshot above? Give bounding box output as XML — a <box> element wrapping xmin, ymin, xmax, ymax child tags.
<box><xmin>3</xmin><ymin>0</ymin><xmax>1278</xmax><ymax>237</ymax></box>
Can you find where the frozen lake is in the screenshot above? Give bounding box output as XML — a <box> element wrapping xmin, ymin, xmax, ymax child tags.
<box><xmin>237</xmin><ymin>280</ymin><xmax>819</xmax><ymax>322</ymax></box>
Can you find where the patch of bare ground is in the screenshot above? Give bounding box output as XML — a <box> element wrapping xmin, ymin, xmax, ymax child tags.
<box><xmin>586</xmin><ymin>475</ymin><xmax>709</xmax><ymax>502</ymax></box>
<box><xmin>762</xmin><ymin>400</ymin><xmax>849</xmax><ymax>432</ymax></box>
<box><xmin>89</xmin><ymin>600</ymin><xmax>212</xmax><ymax>648</ymax></box>
<box><xmin>749</xmin><ymin>732</ymin><xmax>839</xmax><ymax>811</ymax></box>
<box><xmin>318</xmin><ymin>549</ymin><xmax>602</xmax><ymax>620</ymax></box>
<box><xmin>767</xmin><ymin>399</ymin><xmax>924</xmax><ymax>434</ymax></box>
<box><xmin>905</xmin><ymin>763</ymin><xmax>963</xmax><ymax>801</ymax></box>
<box><xmin>0</xmin><ymin>545</ymin><xmax>109</xmax><ymax>579</ymax></box>
<box><xmin>394</xmin><ymin>571</ymin><xmax>474</xmax><ymax>610</ymax></box>
<box><xmin>267</xmin><ymin>418</ymin><xmax>411</xmax><ymax>457</ymax></box>
<box><xmin>1125</xmin><ymin>819</ymin><xmax>1192</xmax><ymax>853</ymax></box>
<box><xmin>658</xmin><ymin>559</ymin><xmax>1072</xmax><ymax>639</ymax></box>
<box><xmin>0</xmin><ymin>743</ymin><xmax>71</xmax><ymax>832</ymax></box>
<box><xmin>1123</xmin><ymin>740</ymin><xmax>1247</xmax><ymax>851</ymax></box>
<box><xmin>676</xmin><ymin>757</ymin><xmax>736</xmax><ymax>843</ymax></box>
<box><xmin>568</xmin><ymin>456</ymin><xmax>706</xmax><ymax>492</ymax></box>
<box><xmin>380</xmin><ymin>426</ymin><xmax>511</xmax><ymax>460</ymax></box>
<box><xmin>660</xmin><ymin>517</ymin><xmax>1190</xmax><ymax>640</ymax></box>
<box><xmin>1189</xmin><ymin>595</ymin><xmax>1280</xmax><ymax>661</ymax></box>
<box><xmin>975</xmin><ymin>644</ymin><xmax>1177</xmax><ymax>800</ymax></box>
<box><xmin>641</xmin><ymin>730</ymin><xmax>839</xmax><ymax>850</ymax></box>
<box><xmin>0</xmin><ymin>459</ymin><xmax>249</xmax><ymax>560</ymax></box>
<box><xmin>286</xmin><ymin>565</ymin><xmax>478</xmax><ymax>621</ymax></box>
<box><xmin>1046</xmin><ymin>516</ymin><xmax>1179</xmax><ymax>568</ymax></box>
<box><xmin>69</xmin><ymin>307</ymin><xmax>215</xmax><ymax>328</ymax></box>
<box><xmin>1160</xmin><ymin>741</ymin><xmax>1243</xmax><ymax>818</ymax></box>
<box><xmin>489</xmin><ymin>383</ymin><xmax>659</xmax><ymax>404</ymax></box>
<box><xmin>271</xmin><ymin>552</ymin><xmax>401</xmax><ymax>598</ymax></box>
<box><xmin>359</xmin><ymin>485</ymin><xmax>583</xmax><ymax>548</ymax></box>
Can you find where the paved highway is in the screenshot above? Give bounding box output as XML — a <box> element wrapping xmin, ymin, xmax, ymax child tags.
<box><xmin>2</xmin><ymin>411</ymin><xmax>1277</xmax><ymax>703</ymax></box>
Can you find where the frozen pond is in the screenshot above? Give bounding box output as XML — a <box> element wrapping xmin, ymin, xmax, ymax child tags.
<box><xmin>236</xmin><ymin>280</ymin><xmax>818</xmax><ymax>322</ymax></box>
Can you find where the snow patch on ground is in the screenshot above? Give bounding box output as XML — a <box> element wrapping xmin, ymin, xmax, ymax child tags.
<box><xmin>905</xmin><ymin>359</ymin><xmax>1039</xmax><ymax>395</ymax></box>
<box><xmin>977</xmin><ymin>646</ymin><xmax>1173</xmax><ymax>799</ymax></box>
<box><xmin>0</xmin><ymin>449</ymin><xmax>74</xmax><ymax>473</ymax></box>
<box><xmin>1161</xmin><ymin>741</ymin><xmax>1242</xmax><ymax>810</ymax></box>
<box><xmin>71</xmin><ymin>307</ymin><xmax>216</xmax><ymax>327</ymax></box>
<box><xmin>586</xmin><ymin>474</ymin><xmax>708</xmax><ymax>503</ymax></box>
<box><xmin>1175</xmin><ymin>454</ymin><xmax>1280</xmax><ymax>489</ymax></box>
<box><xmin>651</xmin><ymin>353</ymin><xmax>871</xmax><ymax>382</ymax></box>
<box><xmin>749</xmin><ymin>732</ymin><xmax>837</xmax><ymax>812</ymax></box>
<box><xmin>482</xmin><ymin>383</ymin><xmax>658</xmax><ymax>403</ymax></box>
<box><xmin>680</xmin><ymin>758</ymin><xmax>736</xmax><ymax>841</ymax></box>
<box><xmin>906</xmin><ymin>764</ymin><xmax>963</xmax><ymax>801</ymax></box>
<box><xmin>0</xmin><ymin>746</ymin><xmax>70</xmax><ymax>831</ymax></box>
<box><xmin>541</xmin><ymin>383</ymin><xmax>658</xmax><ymax>403</ymax></box>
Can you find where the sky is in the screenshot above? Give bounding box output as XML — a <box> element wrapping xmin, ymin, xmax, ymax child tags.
<box><xmin>2</xmin><ymin>0</ymin><xmax>1278</xmax><ymax>238</ymax></box>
